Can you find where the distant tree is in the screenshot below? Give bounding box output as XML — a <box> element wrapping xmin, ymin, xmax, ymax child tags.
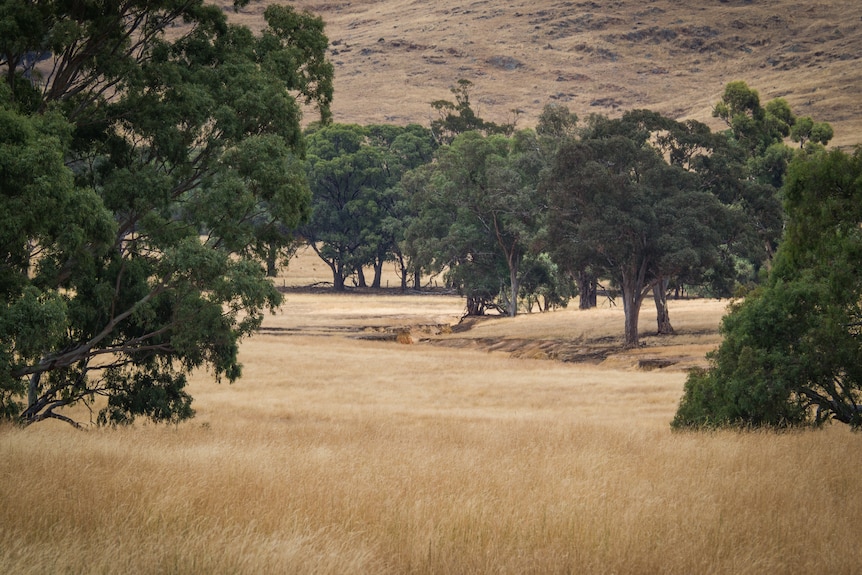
<box><xmin>302</xmin><ymin>123</ymin><xmax>435</xmax><ymax>290</ymax></box>
<box><xmin>404</xmin><ymin>131</ymin><xmax>545</xmax><ymax>316</ymax></box>
<box><xmin>533</xmin><ymin>104</ymin><xmax>598</xmax><ymax>309</ymax></box>
<box><xmin>430</xmin><ymin>79</ymin><xmax>516</xmax><ymax>145</ymax></box>
<box><xmin>519</xmin><ymin>253</ymin><xmax>575</xmax><ymax>313</ymax></box>
<box><xmin>546</xmin><ymin>116</ymin><xmax>731</xmax><ymax>347</ymax></box>
<box><xmin>302</xmin><ymin>124</ymin><xmax>387</xmax><ymax>290</ymax></box>
<box><xmin>0</xmin><ymin>1</ymin><xmax>332</xmax><ymax>427</ymax></box>
<box><xmin>712</xmin><ymin>81</ymin><xmax>833</xmax><ymax>265</ymax></box>
<box><xmin>619</xmin><ymin>110</ymin><xmax>768</xmax><ymax>331</ymax></box>
<box><xmin>673</xmin><ymin>147</ymin><xmax>862</xmax><ymax>430</ymax></box>
<box><xmin>790</xmin><ymin>116</ymin><xmax>834</xmax><ymax>149</ymax></box>
<box><xmin>712</xmin><ymin>81</ymin><xmax>794</xmax><ymax>155</ymax></box>
<box><xmin>366</xmin><ymin>124</ymin><xmax>437</xmax><ymax>288</ymax></box>
<box><xmin>536</xmin><ymin>103</ymin><xmax>580</xmax><ymax>141</ymax></box>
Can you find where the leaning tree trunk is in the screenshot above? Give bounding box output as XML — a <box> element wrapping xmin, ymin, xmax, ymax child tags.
<box><xmin>356</xmin><ymin>266</ymin><xmax>367</xmax><ymax>288</ymax></box>
<box><xmin>653</xmin><ymin>277</ymin><xmax>674</xmax><ymax>335</ymax></box>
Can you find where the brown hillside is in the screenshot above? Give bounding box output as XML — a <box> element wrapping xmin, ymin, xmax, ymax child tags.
<box><xmin>227</xmin><ymin>0</ymin><xmax>861</xmax><ymax>148</ymax></box>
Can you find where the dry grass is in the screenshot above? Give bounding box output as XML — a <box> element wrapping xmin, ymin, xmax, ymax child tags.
<box><xmin>3</xmin><ymin>256</ymin><xmax>862</xmax><ymax>573</ymax></box>
<box><xmin>224</xmin><ymin>0</ymin><xmax>862</xmax><ymax>148</ymax></box>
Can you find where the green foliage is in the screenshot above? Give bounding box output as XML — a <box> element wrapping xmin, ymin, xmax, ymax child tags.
<box><xmin>674</xmin><ymin>148</ymin><xmax>862</xmax><ymax>430</ymax></box>
<box><xmin>302</xmin><ymin>123</ymin><xmax>435</xmax><ymax>290</ymax></box>
<box><xmin>712</xmin><ymin>81</ymin><xmax>794</xmax><ymax>154</ymax></box>
<box><xmin>519</xmin><ymin>253</ymin><xmax>575</xmax><ymax>312</ymax></box>
<box><xmin>790</xmin><ymin>116</ymin><xmax>834</xmax><ymax>149</ymax></box>
<box><xmin>404</xmin><ymin>130</ymin><xmax>549</xmax><ymax>316</ymax></box>
<box><xmin>0</xmin><ymin>0</ymin><xmax>332</xmax><ymax>427</ymax></box>
<box><xmin>430</xmin><ymin>79</ymin><xmax>516</xmax><ymax>145</ymax></box>
<box><xmin>546</xmin><ymin>113</ymin><xmax>734</xmax><ymax>345</ymax></box>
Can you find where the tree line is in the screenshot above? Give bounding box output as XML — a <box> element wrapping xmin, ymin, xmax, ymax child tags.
<box><xmin>298</xmin><ymin>80</ymin><xmax>832</xmax><ymax>348</ymax></box>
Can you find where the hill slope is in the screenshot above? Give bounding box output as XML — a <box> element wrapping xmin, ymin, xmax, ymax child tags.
<box><xmin>230</xmin><ymin>0</ymin><xmax>861</xmax><ymax>147</ymax></box>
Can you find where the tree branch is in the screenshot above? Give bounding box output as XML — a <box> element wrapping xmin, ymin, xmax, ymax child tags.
<box><xmin>12</xmin><ymin>284</ymin><xmax>168</xmax><ymax>379</ymax></box>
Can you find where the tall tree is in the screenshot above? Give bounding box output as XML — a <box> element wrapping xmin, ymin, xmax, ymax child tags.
<box><xmin>302</xmin><ymin>123</ymin><xmax>386</xmax><ymax>290</ymax></box>
<box><xmin>674</xmin><ymin>147</ymin><xmax>862</xmax><ymax>430</ymax></box>
<box><xmin>365</xmin><ymin>124</ymin><xmax>436</xmax><ymax>288</ymax></box>
<box><xmin>618</xmin><ymin>110</ymin><xmax>760</xmax><ymax>332</ymax></box>
<box><xmin>546</xmin><ymin>116</ymin><xmax>730</xmax><ymax>347</ymax></box>
<box><xmin>405</xmin><ymin>131</ymin><xmax>544</xmax><ymax>316</ymax></box>
<box><xmin>0</xmin><ymin>0</ymin><xmax>332</xmax><ymax>426</ymax></box>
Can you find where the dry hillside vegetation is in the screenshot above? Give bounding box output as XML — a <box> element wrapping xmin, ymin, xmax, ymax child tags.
<box><xmin>227</xmin><ymin>0</ymin><xmax>861</xmax><ymax>147</ymax></box>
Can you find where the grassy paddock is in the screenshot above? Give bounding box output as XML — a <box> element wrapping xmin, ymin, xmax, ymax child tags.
<box><xmin>3</xmin><ymin>291</ymin><xmax>862</xmax><ymax>574</ymax></box>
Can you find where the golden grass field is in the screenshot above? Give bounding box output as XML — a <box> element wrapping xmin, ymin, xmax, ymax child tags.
<box><xmin>3</xmin><ymin>248</ymin><xmax>862</xmax><ymax>574</ymax></box>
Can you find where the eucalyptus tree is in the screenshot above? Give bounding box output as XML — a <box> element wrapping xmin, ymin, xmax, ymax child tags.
<box><xmin>405</xmin><ymin>130</ymin><xmax>545</xmax><ymax>316</ymax></box>
<box><xmin>546</xmin><ymin>116</ymin><xmax>731</xmax><ymax>347</ymax></box>
<box><xmin>0</xmin><ymin>0</ymin><xmax>332</xmax><ymax>426</ymax></box>
<box><xmin>612</xmin><ymin>110</ymin><xmax>756</xmax><ymax>332</ymax></box>
<box><xmin>674</xmin><ymin>147</ymin><xmax>862</xmax><ymax>430</ymax></box>
<box><xmin>301</xmin><ymin>123</ymin><xmax>435</xmax><ymax>290</ymax></box>
<box><xmin>365</xmin><ymin>124</ymin><xmax>436</xmax><ymax>288</ymax></box>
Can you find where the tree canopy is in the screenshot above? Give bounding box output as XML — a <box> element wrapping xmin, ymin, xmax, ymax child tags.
<box><xmin>673</xmin><ymin>148</ymin><xmax>862</xmax><ymax>430</ymax></box>
<box><xmin>0</xmin><ymin>0</ymin><xmax>333</xmax><ymax>426</ymax></box>
<box><xmin>301</xmin><ymin>122</ymin><xmax>435</xmax><ymax>290</ymax></box>
<box><xmin>403</xmin><ymin>130</ymin><xmax>550</xmax><ymax>316</ymax></box>
<box><xmin>545</xmin><ymin>113</ymin><xmax>732</xmax><ymax>347</ymax></box>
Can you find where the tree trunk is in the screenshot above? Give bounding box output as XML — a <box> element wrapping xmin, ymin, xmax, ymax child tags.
<box><xmin>508</xmin><ymin>265</ymin><xmax>519</xmax><ymax>317</ymax></box>
<box><xmin>332</xmin><ymin>270</ymin><xmax>345</xmax><ymax>291</ymax></box>
<box><xmin>653</xmin><ymin>277</ymin><xmax>675</xmax><ymax>335</ymax></box>
<box><xmin>356</xmin><ymin>266</ymin><xmax>367</xmax><ymax>288</ymax></box>
<box><xmin>413</xmin><ymin>269</ymin><xmax>421</xmax><ymax>291</ymax></box>
<box><xmin>331</xmin><ymin>260</ymin><xmax>346</xmax><ymax>292</ymax></box>
<box><xmin>622</xmin><ymin>291</ymin><xmax>645</xmax><ymax>347</ymax></box>
<box><xmin>371</xmin><ymin>256</ymin><xmax>384</xmax><ymax>289</ymax></box>
<box><xmin>465</xmin><ymin>295</ymin><xmax>485</xmax><ymax>316</ymax></box>
<box><xmin>265</xmin><ymin>243</ymin><xmax>278</xmax><ymax>278</ymax></box>
<box><xmin>577</xmin><ymin>270</ymin><xmax>597</xmax><ymax>309</ymax></box>
<box><xmin>621</xmin><ymin>269</ymin><xmax>651</xmax><ymax>348</ymax></box>
<box><xmin>396</xmin><ymin>252</ymin><xmax>408</xmax><ymax>292</ymax></box>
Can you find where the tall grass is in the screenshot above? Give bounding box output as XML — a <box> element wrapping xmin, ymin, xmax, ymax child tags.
<box><xmin>3</xmin><ymin>287</ymin><xmax>861</xmax><ymax>573</ymax></box>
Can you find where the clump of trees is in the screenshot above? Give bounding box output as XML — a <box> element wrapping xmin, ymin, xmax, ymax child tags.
<box><xmin>300</xmin><ymin>80</ymin><xmax>836</xmax><ymax>346</ymax></box>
